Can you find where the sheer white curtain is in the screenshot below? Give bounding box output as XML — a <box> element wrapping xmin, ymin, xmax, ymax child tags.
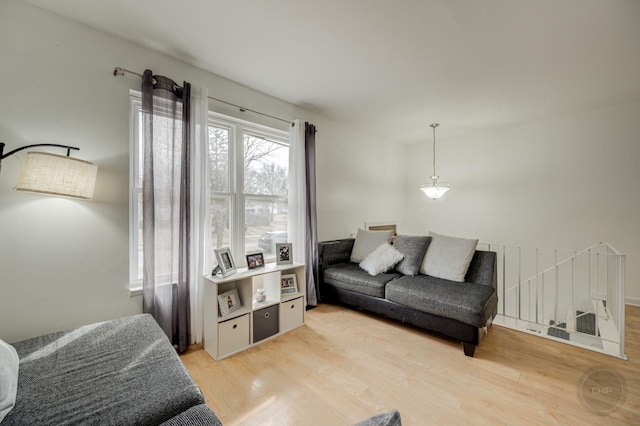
<box><xmin>189</xmin><ymin>85</ymin><xmax>209</xmax><ymax>344</ymax></box>
<box><xmin>288</xmin><ymin>119</ymin><xmax>319</xmax><ymax>305</ymax></box>
<box><xmin>288</xmin><ymin>119</ymin><xmax>306</xmax><ymax>267</ymax></box>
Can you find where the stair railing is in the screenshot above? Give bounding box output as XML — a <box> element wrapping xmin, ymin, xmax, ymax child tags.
<box><xmin>478</xmin><ymin>242</ymin><xmax>626</xmax><ymax>359</ymax></box>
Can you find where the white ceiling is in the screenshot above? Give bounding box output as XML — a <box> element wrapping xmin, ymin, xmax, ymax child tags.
<box><xmin>23</xmin><ymin>0</ymin><xmax>640</xmax><ymax>143</ymax></box>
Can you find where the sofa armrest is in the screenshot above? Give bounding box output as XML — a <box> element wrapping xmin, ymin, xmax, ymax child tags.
<box><xmin>319</xmin><ymin>238</ymin><xmax>355</xmax><ymax>268</ymax></box>
<box><xmin>318</xmin><ymin>238</ymin><xmax>355</xmax><ymax>300</ymax></box>
<box><xmin>159</xmin><ymin>404</ymin><xmax>222</xmax><ymax>426</ymax></box>
<box><xmin>465</xmin><ymin>250</ymin><xmax>497</xmax><ymax>289</ymax></box>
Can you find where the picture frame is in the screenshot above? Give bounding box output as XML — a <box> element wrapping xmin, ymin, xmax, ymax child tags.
<box><xmin>280</xmin><ymin>273</ymin><xmax>298</xmax><ymax>295</ymax></box>
<box><xmin>276</xmin><ymin>243</ymin><xmax>293</xmax><ymax>265</ymax></box>
<box><xmin>246</xmin><ymin>252</ymin><xmax>265</xmax><ymax>270</ymax></box>
<box><xmin>365</xmin><ymin>221</ymin><xmax>398</xmax><ymax>243</ymax></box>
<box><xmin>213</xmin><ymin>247</ymin><xmax>237</xmax><ymax>277</ymax></box>
<box><xmin>218</xmin><ymin>288</ymin><xmax>242</xmax><ymax>317</ymax></box>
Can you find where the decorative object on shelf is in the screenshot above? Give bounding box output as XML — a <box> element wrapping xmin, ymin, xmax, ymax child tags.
<box><xmin>276</xmin><ymin>243</ymin><xmax>293</xmax><ymax>265</ymax></box>
<box><xmin>280</xmin><ymin>273</ymin><xmax>298</xmax><ymax>295</ymax></box>
<box><xmin>213</xmin><ymin>247</ymin><xmax>237</xmax><ymax>277</ymax></box>
<box><xmin>218</xmin><ymin>288</ymin><xmax>242</xmax><ymax>317</ymax></box>
<box><xmin>0</xmin><ymin>142</ymin><xmax>98</xmax><ymax>200</ymax></box>
<box><xmin>254</xmin><ymin>287</ymin><xmax>266</xmax><ymax>303</ymax></box>
<box><xmin>419</xmin><ymin>123</ymin><xmax>450</xmax><ymax>200</ymax></box>
<box><xmin>246</xmin><ymin>252</ymin><xmax>265</xmax><ymax>270</ymax></box>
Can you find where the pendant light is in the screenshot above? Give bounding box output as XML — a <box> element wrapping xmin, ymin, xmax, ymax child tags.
<box><xmin>420</xmin><ymin>123</ymin><xmax>450</xmax><ymax>199</ymax></box>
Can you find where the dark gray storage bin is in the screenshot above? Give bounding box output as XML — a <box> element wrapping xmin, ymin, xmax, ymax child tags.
<box><xmin>253</xmin><ymin>304</ymin><xmax>279</xmax><ymax>343</ymax></box>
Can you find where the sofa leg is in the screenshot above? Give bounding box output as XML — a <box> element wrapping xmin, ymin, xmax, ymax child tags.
<box><xmin>462</xmin><ymin>342</ymin><xmax>476</xmax><ymax>357</ymax></box>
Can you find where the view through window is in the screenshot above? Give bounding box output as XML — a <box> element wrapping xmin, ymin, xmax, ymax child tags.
<box><xmin>130</xmin><ymin>93</ymin><xmax>290</xmax><ymax>286</ymax></box>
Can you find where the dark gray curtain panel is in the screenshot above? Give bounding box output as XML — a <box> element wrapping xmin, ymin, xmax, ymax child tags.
<box><xmin>305</xmin><ymin>122</ymin><xmax>319</xmax><ymax>305</ymax></box>
<box><xmin>141</xmin><ymin>69</ymin><xmax>191</xmax><ymax>352</ymax></box>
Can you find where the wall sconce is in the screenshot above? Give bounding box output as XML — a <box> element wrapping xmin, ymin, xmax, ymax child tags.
<box><xmin>0</xmin><ymin>143</ymin><xmax>98</xmax><ymax>200</ymax></box>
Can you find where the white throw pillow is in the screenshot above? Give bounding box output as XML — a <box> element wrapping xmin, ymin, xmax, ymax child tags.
<box><xmin>350</xmin><ymin>228</ymin><xmax>394</xmax><ymax>263</ymax></box>
<box><xmin>419</xmin><ymin>232</ymin><xmax>478</xmax><ymax>282</ymax></box>
<box><xmin>360</xmin><ymin>243</ymin><xmax>404</xmax><ymax>276</ymax></box>
<box><xmin>0</xmin><ymin>339</ymin><xmax>19</xmax><ymax>422</ymax></box>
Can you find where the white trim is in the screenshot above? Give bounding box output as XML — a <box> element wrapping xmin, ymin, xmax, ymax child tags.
<box><xmin>626</xmin><ymin>296</ymin><xmax>640</xmax><ymax>307</ymax></box>
<box><xmin>129</xmin><ymin>91</ymin><xmax>142</xmax><ymax>288</ymax></box>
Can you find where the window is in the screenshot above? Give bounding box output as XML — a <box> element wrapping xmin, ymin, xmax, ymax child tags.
<box><xmin>208</xmin><ymin>113</ymin><xmax>289</xmax><ymax>263</ymax></box>
<box><xmin>129</xmin><ymin>92</ymin><xmax>289</xmax><ymax>288</ymax></box>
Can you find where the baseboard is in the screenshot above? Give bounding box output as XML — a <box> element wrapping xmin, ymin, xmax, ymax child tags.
<box><xmin>625</xmin><ymin>296</ymin><xmax>640</xmax><ymax>307</ymax></box>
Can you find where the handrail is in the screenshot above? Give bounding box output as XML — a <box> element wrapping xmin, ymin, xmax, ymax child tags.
<box><xmin>502</xmin><ymin>242</ymin><xmax>615</xmax><ymax>295</ymax></box>
<box><xmin>491</xmin><ymin>240</ymin><xmax>626</xmax><ymax>359</ymax></box>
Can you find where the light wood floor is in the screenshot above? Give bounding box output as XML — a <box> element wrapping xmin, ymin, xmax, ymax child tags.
<box><xmin>181</xmin><ymin>304</ymin><xmax>640</xmax><ymax>425</ymax></box>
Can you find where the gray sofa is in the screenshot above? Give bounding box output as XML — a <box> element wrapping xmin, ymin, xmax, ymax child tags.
<box><xmin>319</xmin><ymin>237</ymin><xmax>498</xmax><ymax>357</ymax></box>
<box><xmin>2</xmin><ymin>314</ymin><xmax>222</xmax><ymax>426</ymax></box>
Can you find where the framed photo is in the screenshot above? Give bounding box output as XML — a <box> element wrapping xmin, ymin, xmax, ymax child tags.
<box><xmin>365</xmin><ymin>221</ymin><xmax>397</xmax><ymax>243</ymax></box>
<box><xmin>276</xmin><ymin>243</ymin><xmax>292</xmax><ymax>265</ymax></box>
<box><xmin>214</xmin><ymin>247</ymin><xmax>237</xmax><ymax>277</ymax></box>
<box><xmin>280</xmin><ymin>273</ymin><xmax>298</xmax><ymax>295</ymax></box>
<box><xmin>218</xmin><ymin>288</ymin><xmax>242</xmax><ymax>317</ymax></box>
<box><xmin>246</xmin><ymin>252</ymin><xmax>265</xmax><ymax>270</ymax></box>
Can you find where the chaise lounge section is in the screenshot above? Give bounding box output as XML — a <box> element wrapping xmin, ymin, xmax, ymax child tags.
<box><xmin>1</xmin><ymin>314</ymin><xmax>222</xmax><ymax>426</ymax></box>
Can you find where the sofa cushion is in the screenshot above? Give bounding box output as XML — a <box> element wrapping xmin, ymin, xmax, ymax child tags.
<box><xmin>360</xmin><ymin>243</ymin><xmax>404</xmax><ymax>276</ymax></box>
<box><xmin>420</xmin><ymin>232</ymin><xmax>478</xmax><ymax>282</ymax></box>
<box><xmin>0</xmin><ymin>339</ymin><xmax>19</xmax><ymax>423</ymax></box>
<box><xmin>4</xmin><ymin>314</ymin><xmax>205</xmax><ymax>426</ymax></box>
<box><xmin>385</xmin><ymin>275</ymin><xmax>497</xmax><ymax>327</ymax></box>
<box><xmin>325</xmin><ymin>263</ymin><xmax>401</xmax><ymax>298</ymax></box>
<box><xmin>394</xmin><ymin>235</ymin><xmax>432</xmax><ymax>276</ymax></box>
<box><xmin>350</xmin><ymin>229</ymin><xmax>394</xmax><ymax>263</ymax></box>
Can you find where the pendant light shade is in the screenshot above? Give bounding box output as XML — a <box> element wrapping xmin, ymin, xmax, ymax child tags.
<box><xmin>420</xmin><ymin>123</ymin><xmax>450</xmax><ymax>200</ymax></box>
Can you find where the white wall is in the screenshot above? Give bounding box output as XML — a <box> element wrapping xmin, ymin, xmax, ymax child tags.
<box><xmin>0</xmin><ymin>0</ymin><xmax>405</xmax><ymax>342</ymax></box>
<box><xmin>401</xmin><ymin>102</ymin><xmax>640</xmax><ymax>303</ymax></box>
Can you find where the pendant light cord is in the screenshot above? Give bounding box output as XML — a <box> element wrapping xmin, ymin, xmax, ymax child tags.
<box><xmin>431</xmin><ymin>123</ymin><xmax>439</xmax><ymax>178</ymax></box>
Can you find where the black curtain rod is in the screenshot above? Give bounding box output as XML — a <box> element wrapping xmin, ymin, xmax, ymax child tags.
<box><xmin>113</xmin><ymin>67</ymin><xmax>294</xmax><ymax>126</ymax></box>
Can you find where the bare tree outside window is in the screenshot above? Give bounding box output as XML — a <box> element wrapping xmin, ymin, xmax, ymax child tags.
<box><xmin>208</xmin><ymin>122</ymin><xmax>289</xmax><ymax>262</ymax></box>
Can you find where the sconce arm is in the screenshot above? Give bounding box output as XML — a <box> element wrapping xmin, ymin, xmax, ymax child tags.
<box><xmin>0</xmin><ymin>142</ymin><xmax>80</xmax><ymax>161</ymax></box>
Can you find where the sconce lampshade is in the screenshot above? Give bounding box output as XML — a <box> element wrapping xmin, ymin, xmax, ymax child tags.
<box><xmin>16</xmin><ymin>152</ymin><xmax>98</xmax><ymax>199</ymax></box>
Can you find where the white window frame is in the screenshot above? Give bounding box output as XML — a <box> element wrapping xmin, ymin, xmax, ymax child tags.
<box><xmin>208</xmin><ymin>111</ymin><xmax>289</xmax><ymax>266</ymax></box>
<box><xmin>129</xmin><ymin>91</ymin><xmax>143</xmax><ymax>293</ymax></box>
<box><xmin>129</xmin><ymin>92</ymin><xmax>290</xmax><ymax>292</ymax></box>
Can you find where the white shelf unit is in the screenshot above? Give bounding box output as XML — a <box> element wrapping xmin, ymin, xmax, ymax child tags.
<box><xmin>203</xmin><ymin>262</ymin><xmax>306</xmax><ymax>360</ymax></box>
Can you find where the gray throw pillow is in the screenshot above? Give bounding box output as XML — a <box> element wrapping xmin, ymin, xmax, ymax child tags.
<box><xmin>420</xmin><ymin>232</ymin><xmax>478</xmax><ymax>282</ymax></box>
<box><xmin>393</xmin><ymin>235</ymin><xmax>432</xmax><ymax>276</ymax></box>
<box><xmin>350</xmin><ymin>228</ymin><xmax>394</xmax><ymax>263</ymax></box>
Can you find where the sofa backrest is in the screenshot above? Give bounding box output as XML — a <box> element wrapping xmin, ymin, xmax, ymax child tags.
<box><xmin>465</xmin><ymin>250</ymin><xmax>497</xmax><ymax>288</ymax></box>
<box><xmin>318</xmin><ymin>238</ymin><xmax>497</xmax><ymax>289</ymax></box>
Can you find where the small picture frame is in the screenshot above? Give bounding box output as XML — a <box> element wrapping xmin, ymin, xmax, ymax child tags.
<box><xmin>213</xmin><ymin>247</ymin><xmax>237</xmax><ymax>277</ymax></box>
<box><xmin>218</xmin><ymin>288</ymin><xmax>242</xmax><ymax>317</ymax></box>
<box><xmin>246</xmin><ymin>252</ymin><xmax>265</xmax><ymax>270</ymax></box>
<box><xmin>276</xmin><ymin>243</ymin><xmax>293</xmax><ymax>265</ymax></box>
<box><xmin>280</xmin><ymin>273</ymin><xmax>298</xmax><ymax>295</ymax></box>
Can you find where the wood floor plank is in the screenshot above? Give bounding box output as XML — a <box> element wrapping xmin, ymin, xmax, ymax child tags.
<box><xmin>182</xmin><ymin>304</ymin><xmax>640</xmax><ymax>425</ymax></box>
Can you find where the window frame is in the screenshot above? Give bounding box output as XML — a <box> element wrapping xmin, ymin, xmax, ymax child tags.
<box><xmin>208</xmin><ymin>112</ymin><xmax>290</xmax><ymax>265</ymax></box>
<box><xmin>129</xmin><ymin>92</ymin><xmax>290</xmax><ymax>292</ymax></box>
